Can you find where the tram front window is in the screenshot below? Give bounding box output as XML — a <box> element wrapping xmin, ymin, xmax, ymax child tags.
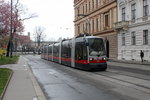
<box><xmin>88</xmin><ymin>38</ymin><xmax>105</xmax><ymax>56</ymax></box>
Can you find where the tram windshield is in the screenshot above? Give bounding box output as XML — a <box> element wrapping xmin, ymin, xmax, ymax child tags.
<box><xmin>88</xmin><ymin>38</ymin><xmax>106</xmax><ymax>56</ymax></box>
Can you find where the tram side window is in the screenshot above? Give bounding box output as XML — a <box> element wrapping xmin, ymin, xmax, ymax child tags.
<box><xmin>68</xmin><ymin>41</ymin><xmax>71</xmax><ymax>58</ymax></box>
<box><xmin>42</xmin><ymin>48</ymin><xmax>44</xmax><ymax>54</ymax></box>
<box><xmin>75</xmin><ymin>42</ymin><xmax>87</xmax><ymax>60</ymax></box>
<box><xmin>44</xmin><ymin>47</ymin><xmax>46</xmax><ymax>54</ymax></box>
<box><xmin>62</xmin><ymin>41</ymin><xmax>71</xmax><ymax>58</ymax></box>
<box><xmin>48</xmin><ymin>46</ymin><xmax>52</xmax><ymax>55</ymax></box>
<box><xmin>62</xmin><ymin>42</ymin><xmax>68</xmax><ymax>58</ymax></box>
<box><xmin>55</xmin><ymin>45</ymin><xmax>59</xmax><ymax>57</ymax></box>
<box><xmin>53</xmin><ymin>46</ymin><xmax>57</xmax><ymax>57</ymax></box>
<box><xmin>53</xmin><ymin>43</ymin><xmax>59</xmax><ymax>57</ymax></box>
<box><xmin>41</xmin><ymin>47</ymin><xmax>43</xmax><ymax>54</ymax></box>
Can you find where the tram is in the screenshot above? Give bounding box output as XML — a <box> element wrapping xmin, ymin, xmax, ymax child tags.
<box><xmin>41</xmin><ymin>34</ymin><xmax>107</xmax><ymax>71</ymax></box>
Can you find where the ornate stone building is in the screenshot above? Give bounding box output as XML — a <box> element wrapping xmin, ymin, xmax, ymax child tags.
<box><xmin>74</xmin><ymin>0</ymin><xmax>118</xmax><ymax>59</ymax></box>
<box><xmin>114</xmin><ymin>0</ymin><xmax>150</xmax><ymax>62</ymax></box>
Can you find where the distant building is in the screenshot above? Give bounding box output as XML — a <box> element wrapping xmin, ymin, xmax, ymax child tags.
<box><xmin>31</xmin><ymin>41</ymin><xmax>55</xmax><ymax>48</ymax></box>
<box><xmin>14</xmin><ymin>34</ymin><xmax>32</xmax><ymax>51</ymax></box>
<box><xmin>74</xmin><ymin>0</ymin><xmax>118</xmax><ymax>60</ymax></box>
<box><xmin>114</xmin><ymin>0</ymin><xmax>150</xmax><ymax>61</ymax></box>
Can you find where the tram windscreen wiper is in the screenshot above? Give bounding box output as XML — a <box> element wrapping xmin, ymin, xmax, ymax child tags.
<box><xmin>90</xmin><ymin>51</ymin><xmax>104</xmax><ymax>56</ymax></box>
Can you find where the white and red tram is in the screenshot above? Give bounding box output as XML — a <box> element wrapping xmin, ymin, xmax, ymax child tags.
<box><xmin>41</xmin><ymin>34</ymin><xmax>107</xmax><ymax>71</ymax></box>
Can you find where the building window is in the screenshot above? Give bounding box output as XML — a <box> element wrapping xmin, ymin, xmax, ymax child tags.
<box><xmin>143</xmin><ymin>0</ymin><xmax>149</xmax><ymax>16</ymax></box>
<box><xmin>83</xmin><ymin>23</ymin><xmax>85</xmax><ymax>32</ymax></box>
<box><xmin>96</xmin><ymin>0</ymin><xmax>98</xmax><ymax>8</ymax></box>
<box><xmin>83</xmin><ymin>5</ymin><xmax>84</xmax><ymax>14</ymax></box>
<box><xmin>96</xmin><ymin>18</ymin><xmax>99</xmax><ymax>31</ymax></box>
<box><xmin>122</xmin><ymin>7</ymin><xmax>126</xmax><ymax>21</ymax></box>
<box><xmin>104</xmin><ymin>13</ymin><xmax>109</xmax><ymax>29</ymax></box>
<box><xmin>86</xmin><ymin>22</ymin><xmax>88</xmax><ymax>33</ymax></box>
<box><xmin>89</xmin><ymin>1</ymin><xmax>90</xmax><ymax>12</ymax></box>
<box><xmin>99</xmin><ymin>0</ymin><xmax>101</xmax><ymax>6</ymax></box>
<box><xmin>92</xmin><ymin>19</ymin><xmax>94</xmax><ymax>32</ymax></box>
<box><xmin>86</xmin><ymin>3</ymin><xmax>87</xmax><ymax>13</ymax></box>
<box><xmin>143</xmin><ymin>30</ymin><xmax>148</xmax><ymax>45</ymax></box>
<box><xmin>105</xmin><ymin>14</ymin><xmax>109</xmax><ymax>27</ymax></box>
<box><xmin>122</xmin><ymin>33</ymin><xmax>125</xmax><ymax>45</ymax></box>
<box><xmin>131</xmin><ymin>32</ymin><xmax>136</xmax><ymax>45</ymax></box>
<box><xmin>78</xmin><ymin>25</ymin><xmax>80</xmax><ymax>34</ymax></box>
<box><xmin>131</xmin><ymin>3</ymin><xmax>136</xmax><ymax>20</ymax></box>
<box><xmin>77</xmin><ymin>7</ymin><xmax>79</xmax><ymax>16</ymax></box>
<box><xmin>92</xmin><ymin>0</ymin><xmax>94</xmax><ymax>9</ymax></box>
<box><xmin>89</xmin><ymin>21</ymin><xmax>91</xmax><ymax>34</ymax></box>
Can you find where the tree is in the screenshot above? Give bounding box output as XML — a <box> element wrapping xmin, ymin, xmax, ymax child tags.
<box><xmin>35</xmin><ymin>26</ymin><xmax>46</xmax><ymax>47</ymax></box>
<box><xmin>0</xmin><ymin>0</ymin><xmax>23</xmax><ymax>56</ymax></box>
<box><xmin>34</xmin><ymin>26</ymin><xmax>46</xmax><ymax>54</ymax></box>
<box><xmin>0</xmin><ymin>0</ymin><xmax>37</xmax><ymax>57</ymax></box>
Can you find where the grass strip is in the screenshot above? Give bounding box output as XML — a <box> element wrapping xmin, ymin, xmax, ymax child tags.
<box><xmin>0</xmin><ymin>56</ymin><xmax>19</xmax><ymax>65</ymax></box>
<box><xmin>0</xmin><ymin>68</ymin><xmax>13</xmax><ymax>96</ymax></box>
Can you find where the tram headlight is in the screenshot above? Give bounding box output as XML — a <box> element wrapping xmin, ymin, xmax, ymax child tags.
<box><xmin>89</xmin><ymin>58</ymin><xmax>94</xmax><ymax>61</ymax></box>
<box><xmin>102</xmin><ymin>57</ymin><xmax>106</xmax><ymax>60</ymax></box>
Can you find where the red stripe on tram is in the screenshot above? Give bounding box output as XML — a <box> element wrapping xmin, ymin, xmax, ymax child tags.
<box><xmin>89</xmin><ymin>60</ymin><xmax>106</xmax><ymax>63</ymax></box>
<box><xmin>61</xmin><ymin>57</ymin><xmax>71</xmax><ymax>62</ymax></box>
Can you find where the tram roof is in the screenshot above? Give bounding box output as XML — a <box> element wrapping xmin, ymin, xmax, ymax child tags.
<box><xmin>77</xmin><ymin>35</ymin><xmax>104</xmax><ymax>39</ymax></box>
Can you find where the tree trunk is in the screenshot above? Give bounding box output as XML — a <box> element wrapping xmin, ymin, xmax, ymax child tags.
<box><xmin>6</xmin><ymin>40</ymin><xmax>10</xmax><ymax>57</ymax></box>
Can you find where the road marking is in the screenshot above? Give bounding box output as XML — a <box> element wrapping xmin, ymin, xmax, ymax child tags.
<box><xmin>48</xmin><ymin>70</ymin><xmax>57</xmax><ymax>75</ymax></box>
<box><xmin>24</xmin><ymin>65</ymin><xmax>28</xmax><ymax>70</ymax></box>
<box><xmin>32</xmin><ymin>96</ymin><xmax>38</xmax><ymax>100</ymax></box>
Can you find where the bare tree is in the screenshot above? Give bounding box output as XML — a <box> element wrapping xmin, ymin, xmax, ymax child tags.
<box><xmin>35</xmin><ymin>26</ymin><xmax>46</xmax><ymax>47</ymax></box>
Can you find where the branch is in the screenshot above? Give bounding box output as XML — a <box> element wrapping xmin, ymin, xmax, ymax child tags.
<box><xmin>15</xmin><ymin>0</ymin><xmax>19</xmax><ymax>10</ymax></box>
<box><xmin>19</xmin><ymin>13</ymin><xmax>38</xmax><ymax>21</ymax></box>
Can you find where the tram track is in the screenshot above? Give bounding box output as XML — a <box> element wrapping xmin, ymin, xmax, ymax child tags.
<box><xmin>93</xmin><ymin>69</ymin><xmax>150</xmax><ymax>94</ymax></box>
<box><xmin>108</xmin><ymin>68</ymin><xmax>150</xmax><ymax>81</ymax></box>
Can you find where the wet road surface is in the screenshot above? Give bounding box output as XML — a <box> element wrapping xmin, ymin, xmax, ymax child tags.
<box><xmin>24</xmin><ymin>55</ymin><xmax>150</xmax><ymax>100</ymax></box>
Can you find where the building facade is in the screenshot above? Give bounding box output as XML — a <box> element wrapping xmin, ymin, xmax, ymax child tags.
<box><xmin>114</xmin><ymin>0</ymin><xmax>150</xmax><ymax>61</ymax></box>
<box><xmin>74</xmin><ymin>0</ymin><xmax>118</xmax><ymax>59</ymax></box>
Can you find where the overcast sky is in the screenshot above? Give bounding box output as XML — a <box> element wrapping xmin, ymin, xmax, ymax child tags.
<box><xmin>20</xmin><ymin>0</ymin><xmax>74</xmax><ymax>41</ymax></box>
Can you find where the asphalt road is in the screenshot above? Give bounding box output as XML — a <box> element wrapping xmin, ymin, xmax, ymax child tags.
<box><xmin>24</xmin><ymin>55</ymin><xmax>150</xmax><ymax>100</ymax></box>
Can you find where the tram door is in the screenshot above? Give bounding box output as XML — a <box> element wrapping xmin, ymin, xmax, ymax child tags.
<box><xmin>71</xmin><ymin>38</ymin><xmax>75</xmax><ymax>67</ymax></box>
<box><xmin>106</xmin><ymin>40</ymin><xmax>109</xmax><ymax>58</ymax></box>
<box><xmin>75</xmin><ymin>42</ymin><xmax>88</xmax><ymax>67</ymax></box>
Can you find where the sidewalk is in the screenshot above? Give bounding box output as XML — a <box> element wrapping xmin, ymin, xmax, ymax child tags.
<box><xmin>0</xmin><ymin>56</ymin><xmax>46</xmax><ymax>100</ymax></box>
<box><xmin>107</xmin><ymin>60</ymin><xmax>150</xmax><ymax>71</ymax></box>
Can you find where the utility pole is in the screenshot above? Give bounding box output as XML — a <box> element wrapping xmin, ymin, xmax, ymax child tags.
<box><xmin>6</xmin><ymin>0</ymin><xmax>13</xmax><ymax>57</ymax></box>
<box><xmin>9</xmin><ymin>0</ymin><xmax>13</xmax><ymax>58</ymax></box>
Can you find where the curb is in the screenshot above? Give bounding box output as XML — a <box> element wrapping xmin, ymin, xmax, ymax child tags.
<box><xmin>0</xmin><ymin>70</ymin><xmax>13</xmax><ymax>100</ymax></box>
<box><xmin>28</xmin><ymin>64</ymin><xmax>47</xmax><ymax>100</ymax></box>
<box><xmin>108</xmin><ymin>59</ymin><xmax>150</xmax><ymax>66</ymax></box>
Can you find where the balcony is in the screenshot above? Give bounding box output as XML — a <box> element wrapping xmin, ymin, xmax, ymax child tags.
<box><xmin>113</xmin><ymin>21</ymin><xmax>129</xmax><ymax>31</ymax></box>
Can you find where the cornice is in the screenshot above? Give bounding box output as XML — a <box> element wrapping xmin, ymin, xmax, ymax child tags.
<box><xmin>129</xmin><ymin>20</ymin><xmax>150</xmax><ymax>28</ymax></box>
<box><xmin>94</xmin><ymin>29</ymin><xmax>115</xmax><ymax>36</ymax></box>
